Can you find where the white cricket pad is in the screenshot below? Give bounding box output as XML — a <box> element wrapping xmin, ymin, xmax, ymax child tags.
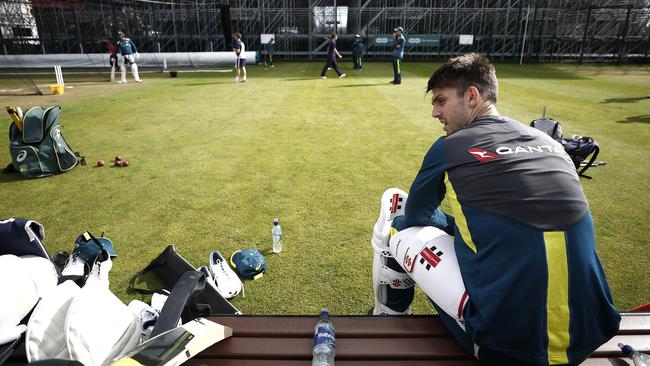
<box><xmin>65</xmin><ymin>276</ymin><xmax>141</xmax><ymax>365</ymax></box>
<box><xmin>131</xmin><ymin>62</ymin><xmax>141</xmax><ymax>82</ymax></box>
<box><xmin>119</xmin><ymin>57</ymin><xmax>127</xmax><ymax>83</ymax></box>
<box><xmin>0</xmin><ymin>255</ymin><xmax>57</xmax><ymax>345</ymax></box>
<box><xmin>26</xmin><ymin>280</ymin><xmax>81</xmax><ymax>362</ymax></box>
<box><xmin>390</xmin><ymin>226</ymin><xmax>468</xmax><ymax>329</ymax></box>
<box><xmin>372</xmin><ymin>188</ymin><xmax>413</xmax><ymax>315</ymax></box>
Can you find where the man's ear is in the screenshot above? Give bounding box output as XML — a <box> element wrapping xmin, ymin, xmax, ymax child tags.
<box><xmin>466</xmin><ymin>86</ymin><xmax>481</xmax><ymax>107</ymax></box>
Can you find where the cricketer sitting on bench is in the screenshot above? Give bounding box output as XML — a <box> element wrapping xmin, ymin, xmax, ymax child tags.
<box><xmin>371</xmin><ymin>53</ymin><xmax>620</xmax><ymax>366</ymax></box>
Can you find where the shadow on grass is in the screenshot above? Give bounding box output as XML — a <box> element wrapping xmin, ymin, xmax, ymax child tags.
<box><xmin>616</xmin><ymin>115</ymin><xmax>650</xmax><ymax>123</ymax></box>
<box><xmin>330</xmin><ymin>83</ymin><xmax>386</xmax><ymax>88</ymax></box>
<box><xmin>259</xmin><ymin>248</ymin><xmax>275</xmax><ymax>257</ymax></box>
<box><xmin>0</xmin><ymin>92</ymin><xmax>39</xmax><ymax>96</ymax></box>
<box><xmin>68</xmin><ymin>81</ymin><xmax>115</xmax><ymax>87</ymax></box>
<box><xmin>405</xmin><ymin>63</ymin><xmax>589</xmax><ymax>80</ymax></box>
<box><xmin>280</xmin><ymin>77</ymin><xmax>322</xmax><ymax>81</ymax></box>
<box><xmin>494</xmin><ymin>65</ymin><xmax>589</xmax><ymax>80</ymax></box>
<box><xmin>601</xmin><ymin>96</ymin><xmax>649</xmax><ymax>104</ymax></box>
<box><xmin>0</xmin><ymin>172</ymin><xmax>24</xmax><ymax>183</ymax></box>
<box><xmin>175</xmin><ymin>81</ymin><xmax>234</xmax><ymax>86</ymax></box>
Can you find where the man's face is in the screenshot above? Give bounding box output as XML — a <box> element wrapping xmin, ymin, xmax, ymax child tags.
<box><xmin>431</xmin><ymin>87</ymin><xmax>471</xmax><ymax>136</ymax></box>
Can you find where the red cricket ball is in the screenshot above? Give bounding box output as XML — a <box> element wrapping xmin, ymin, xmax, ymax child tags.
<box><xmin>97</xmin><ymin>160</ymin><xmax>105</xmax><ymax>167</ymax></box>
<box><xmin>123</xmin><ymin>160</ymin><xmax>129</xmax><ymax>167</ymax></box>
<box><xmin>114</xmin><ymin>160</ymin><xmax>122</xmax><ymax>167</ymax></box>
<box><xmin>115</xmin><ymin>155</ymin><xmax>122</xmax><ymax>161</ymax></box>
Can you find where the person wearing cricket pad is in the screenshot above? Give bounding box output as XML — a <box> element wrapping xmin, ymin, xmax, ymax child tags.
<box><xmin>371</xmin><ymin>53</ymin><xmax>620</xmax><ymax>366</ymax></box>
<box><xmin>116</xmin><ymin>31</ymin><xmax>142</xmax><ymax>83</ymax></box>
<box><xmin>233</xmin><ymin>33</ymin><xmax>247</xmax><ymax>83</ymax></box>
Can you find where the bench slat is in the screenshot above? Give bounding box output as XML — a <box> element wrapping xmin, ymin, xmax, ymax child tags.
<box><xmin>187</xmin><ymin>360</ymin><xmax>483</xmax><ymax>366</ymax></box>
<box><xmin>593</xmin><ymin>334</ymin><xmax>650</xmax><ymax>355</ymax></box>
<box><xmin>208</xmin><ymin>315</ymin><xmax>447</xmax><ymax>337</ymax></box>
<box><xmin>208</xmin><ymin>313</ymin><xmax>648</xmax><ymax>337</ymax></box>
<box><xmin>200</xmin><ymin>337</ymin><xmax>472</xmax><ymax>360</ymax></box>
<box><xmin>184</xmin><ymin>359</ymin><xmax>484</xmax><ymax>366</ymax></box>
<box><xmin>196</xmin><ymin>313</ymin><xmax>650</xmax><ymax>364</ymax></box>
<box><xmin>197</xmin><ymin>335</ymin><xmax>650</xmax><ymax>360</ymax></box>
<box><xmin>186</xmin><ymin>358</ymin><xmax>631</xmax><ymax>365</ymax></box>
<box><xmin>619</xmin><ymin>313</ymin><xmax>650</xmax><ymax>334</ymax></box>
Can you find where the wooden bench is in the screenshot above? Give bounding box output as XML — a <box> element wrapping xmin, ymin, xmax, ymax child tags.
<box><xmin>189</xmin><ymin>313</ymin><xmax>650</xmax><ymax>366</ymax></box>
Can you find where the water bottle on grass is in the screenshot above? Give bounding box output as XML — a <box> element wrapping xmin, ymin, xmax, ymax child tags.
<box><xmin>312</xmin><ymin>308</ymin><xmax>335</xmax><ymax>366</ymax></box>
<box><xmin>272</xmin><ymin>217</ymin><xmax>282</xmax><ymax>253</ymax></box>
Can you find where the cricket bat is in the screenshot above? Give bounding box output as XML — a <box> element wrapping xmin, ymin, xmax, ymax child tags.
<box><xmin>110</xmin><ymin>317</ymin><xmax>232</xmax><ymax>366</ymax></box>
<box><xmin>5</xmin><ymin>106</ymin><xmax>24</xmax><ymax>133</ymax></box>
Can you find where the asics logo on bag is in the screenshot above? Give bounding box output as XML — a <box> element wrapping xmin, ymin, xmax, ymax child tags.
<box><xmin>17</xmin><ymin>150</ymin><xmax>27</xmax><ymax>162</ymax></box>
<box><xmin>469</xmin><ymin>144</ymin><xmax>564</xmax><ymax>163</ymax></box>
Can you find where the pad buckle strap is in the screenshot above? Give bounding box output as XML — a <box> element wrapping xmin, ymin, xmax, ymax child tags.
<box><xmin>371</xmin><ymin>239</ymin><xmax>392</xmax><ymax>258</ymax></box>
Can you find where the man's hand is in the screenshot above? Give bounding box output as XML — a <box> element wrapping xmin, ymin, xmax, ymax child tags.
<box><xmin>135</xmin><ymin>52</ymin><xmax>140</xmax><ymax>59</ymax></box>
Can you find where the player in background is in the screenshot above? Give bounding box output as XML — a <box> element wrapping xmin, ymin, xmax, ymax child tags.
<box><xmin>390</xmin><ymin>27</ymin><xmax>405</xmax><ymax>84</ymax></box>
<box><xmin>106</xmin><ymin>40</ymin><xmax>119</xmax><ymax>82</ymax></box>
<box><xmin>116</xmin><ymin>31</ymin><xmax>142</xmax><ymax>83</ymax></box>
<box><xmin>233</xmin><ymin>33</ymin><xmax>247</xmax><ymax>83</ymax></box>
<box><xmin>320</xmin><ymin>34</ymin><xmax>346</xmax><ymax>79</ymax></box>
<box><xmin>264</xmin><ymin>37</ymin><xmax>274</xmax><ymax>67</ymax></box>
<box><xmin>352</xmin><ymin>34</ymin><xmax>364</xmax><ymax>71</ymax></box>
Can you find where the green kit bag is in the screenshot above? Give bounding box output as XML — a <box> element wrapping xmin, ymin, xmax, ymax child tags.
<box><xmin>8</xmin><ymin>105</ymin><xmax>83</xmax><ymax>178</ymax></box>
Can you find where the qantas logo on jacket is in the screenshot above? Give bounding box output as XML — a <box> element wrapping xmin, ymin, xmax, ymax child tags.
<box><xmin>468</xmin><ymin>148</ymin><xmax>500</xmax><ymax>163</ymax></box>
<box><xmin>468</xmin><ymin>144</ymin><xmax>563</xmax><ymax>163</ymax></box>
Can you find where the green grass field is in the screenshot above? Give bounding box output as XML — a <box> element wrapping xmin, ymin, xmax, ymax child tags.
<box><xmin>1</xmin><ymin>61</ymin><xmax>648</xmax><ymax>315</ymax></box>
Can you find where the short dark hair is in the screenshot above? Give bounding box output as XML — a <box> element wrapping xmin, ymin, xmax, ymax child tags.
<box><xmin>235</xmin><ymin>32</ymin><xmax>242</xmax><ymax>39</ymax></box>
<box><xmin>331</xmin><ymin>34</ymin><xmax>337</xmax><ymax>39</ymax></box>
<box><xmin>426</xmin><ymin>53</ymin><xmax>498</xmax><ymax>104</ymax></box>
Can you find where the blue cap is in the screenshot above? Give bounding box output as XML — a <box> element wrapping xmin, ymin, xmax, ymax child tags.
<box><xmin>229</xmin><ymin>248</ymin><xmax>267</xmax><ymax>280</ymax></box>
<box><xmin>73</xmin><ymin>231</ymin><xmax>117</xmax><ymax>262</ymax></box>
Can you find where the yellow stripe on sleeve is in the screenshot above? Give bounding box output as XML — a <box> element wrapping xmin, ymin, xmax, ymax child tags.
<box><xmin>544</xmin><ymin>231</ymin><xmax>571</xmax><ymax>365</ymax></box>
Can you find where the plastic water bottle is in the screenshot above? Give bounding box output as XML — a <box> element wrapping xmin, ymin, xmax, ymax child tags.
<box><xmin>272</xmin><ymin>217</ymin><xmax>282</xmax><ymax>253</ymax></box>
<box><xmin>619</xmin><ymin>343</ymin><xmax>650</xmax><ymax>366</ymax></box>
<box><xmin>312</xmin><ymin>308</ymin><xmax>335</xmax><ymax>366</ymax></box>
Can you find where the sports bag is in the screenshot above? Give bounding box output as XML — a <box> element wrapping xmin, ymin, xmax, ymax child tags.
<box><xmin>530</xmin><ymin>118</ymin><xmax>600</xmax><ymax>179</ymax></box>
<box><xmin>128</xmin><ymin>245</ymin><xmax>240</xmax><ymax>316</ymax></box>
<box><xmin>530</xmin><ymin>117</ymin><xmax>563</xmax><ymax>141</ymax></box>
<box><xmin>8</xmin><ymin>105</ymin><xmax>83</xmax><ymax>178</ymax></box>
<box><xmin>561</xmin><ymin>135</ymin><xmax>600</xmax><ymax>177</ymax></box>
